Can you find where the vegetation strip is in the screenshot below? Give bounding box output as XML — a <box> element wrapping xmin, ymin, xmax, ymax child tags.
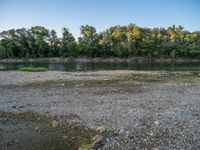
<box><xmin>0</xmin><ymin>24</ymin><xmax>200</xmax><ymax>59</ymax></box>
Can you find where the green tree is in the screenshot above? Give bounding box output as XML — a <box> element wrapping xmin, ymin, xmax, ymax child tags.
<box><xmin>0</xmin><ymin>24</ymin><xmax>200</xmax><ymax>59</ymax></box>
<box><xmin>31</xmin><ymin>26</ymin><xmax>50</xmax><ymax>57</ymax></box>
<box><xmin>59</xmin><ymin>28</ymin><xmax>77</xmax><ymax>57</ymax></box>
<box><xmin>78</xmin><ymin>25</ymin><xmax>99</xmax><ymax>57</ymax></box>
<box><xmin>48</xmin><ymin>30</ymin><xmax>60</xmax><ymax>57</ymax></box>
<box><xmin>126</xmin><ymin>24</ymin><xmax>142</xmax><ymax>56</ymax></box>
<box><xmin>0</xmin><ymin>44</ymin><xmax>6</xmax><ymax>58</ymax></box>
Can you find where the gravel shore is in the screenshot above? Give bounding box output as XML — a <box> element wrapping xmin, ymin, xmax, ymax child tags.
<box><xmin>0</xmin><ymin>71</ymin><xmax>200</xmax><ymax>150</ymax></box>
<box><xmin>0</xmin><ymin>70</ymin><xmax>161</xmax><ymax>86</ymax></box>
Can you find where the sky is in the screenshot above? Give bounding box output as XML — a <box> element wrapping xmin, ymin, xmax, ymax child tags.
<box><xmin>0</xmin><ymin>0</ymin><xmax>199</xmax><ymax>38</ymax></box>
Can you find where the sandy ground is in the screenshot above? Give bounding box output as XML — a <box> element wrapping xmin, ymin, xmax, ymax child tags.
<box><xmin>0</xmin><ymin>71</ymin><xmax>200</xmax><ymax>150</ymax></box>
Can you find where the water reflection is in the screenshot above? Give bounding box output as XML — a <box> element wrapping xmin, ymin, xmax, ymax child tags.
<box><xmin>0</xmin><ymin>61</ymin><xmax>199</xmax><ymax>71</ymax></box>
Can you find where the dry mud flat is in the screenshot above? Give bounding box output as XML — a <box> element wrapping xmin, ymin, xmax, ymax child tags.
<box><xmin>0</xmin><ymin>70</ymin><xmax>200</xmax><ymax>150</ymax></box>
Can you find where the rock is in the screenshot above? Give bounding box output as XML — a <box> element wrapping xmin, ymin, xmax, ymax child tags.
<box><xmin>113</xmin><ymin>127</ymin><xmax>124</xmax><ymax>135</ymax></box>
<box><xmin>62</xmin><ymin>135</ymin><xmax>68</xmax><ymax>139</ymax></box>
<box><xmin>6</xmin><ymin>140</ymin><xmax>16</xmax><ymax>146</ymax></box>
<box><xmin>78</xmin><ymin>148</ymin><xmax>89</xmax><ymax>150</ymax></box>
<box><xmin>35</xmin><ymin>127</ymin><xmax>39</xmax><ymax>130</ymax></box>
<box><xmin>89</xmin><ymin>125</ymin><xmax>99</xmax><ymax>131</ymax></box>
<box><xmin>149</xmin><ymin>131</ymin><xmax>154</xmax><ymax>136</ymax></box>
<box><xmin>97</xmin><ymin>126</ymin><xmax>106</xmax><ymax>133</ymax></box>
<box><xmin>154</xmin><ymin>120</ymin><xmax>159</xmax><ymax>126</ymax></box>
<box><xmin>92</xmin><ymin>135</ymin><xmax>105</xmax><ymax>149</ymax></box>
<box><xmin>75</xmin><ymin>83</ymin><xmax>84</xmax><ymax>87</ymax></box>
<box><xmin>14</xmin><ymin>140</ymin><xmax>19</xmax><ymax>143</ymax></box>
<box><xmin>37</xmin><ymin>117</ymin><xmax>41</xmax><ymax>121</ymax></box>
<box><xmin>35</xmin><ymin>127</ymin><xmax>40</xmax><ymax>132</ymax></box>
<box><xmin>52</xmin><ymin>120</ymin><xmax>59</xmax><ymax>128</ymax></box>
<box><xmin>113</xmin><ymin>129</ymin><xmax>120</xmax><ymax>136</ymax></box>
<box><xmin>12</xmin><ymin>105</ymin><xmax>16</xmax><ymax>109</ymax></box>
<box><xmin>56</xmin><ymin>83</ymin><xmax>65</xmax><ymax>86</ymax></box>
<box><xmin>119</xmin><ymin>127</ymin><xmax>124</xmax><ymax>134</ymax></box>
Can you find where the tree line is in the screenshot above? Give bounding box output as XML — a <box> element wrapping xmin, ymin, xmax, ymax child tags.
<box><xmin>0</xmin><ymin>24</ymin><xmax>200</xmax><ymax>59</ymax></box>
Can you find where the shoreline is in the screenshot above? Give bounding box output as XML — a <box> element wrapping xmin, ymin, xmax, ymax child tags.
<box><xmin>0</xmin><ymin>70</ymin><xmax>199</xmax><ymax>86</ymax></box>
<box><xmin>1</xmin><ymin>57</ymin><xmax>200</xmax><ymax>64</ymax></box>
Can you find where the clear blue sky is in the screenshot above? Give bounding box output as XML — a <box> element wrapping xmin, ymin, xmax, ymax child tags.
<box><xmin>0</xmin><ymin>0</ymin><xmax>199</xmax><ymax>38</ymax></box>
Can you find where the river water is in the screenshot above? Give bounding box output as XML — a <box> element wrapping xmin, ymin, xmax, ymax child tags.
<box><xmin>0</xmin><ymin>61</ymin><xmax>200</xmax><ymax>71</ymax></box>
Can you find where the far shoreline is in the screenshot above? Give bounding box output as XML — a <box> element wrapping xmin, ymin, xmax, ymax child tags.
<box><xmin>1</xmin><ymin>57</ymin><xmax>200</xmax><ymax>64</ymax></box>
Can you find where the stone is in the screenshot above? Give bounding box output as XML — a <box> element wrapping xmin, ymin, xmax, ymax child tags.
<box><xmin>12</xmin><ymin>105</ymin><xmax>16</xmax><ymax>109</ymax></box>
<box><xmin>52</xmin><ymin>120</ymin><xmax>59</xmax><ymax>128</ymax></box>
<box><xmin>154</xmin><ymin>120</ymin><xmax>159</xmax><ymax>126</ymax></box>
<box><xmin>78</xmin><ymin>148</ymin><xmax>89</xmax><ymax>150</ymax></box>
<box><xmin>75</xmin><ymin>83</ymin><xmax>84</xmax><ymax>87</ymax></box>
<box><xmin>14</xmin><ymin>140</ymin><xmax>19</xmax><ymax>143</ymax></box>
<box><xmin>97</xmin><ymin>126</ymin><xmax>106</xmax><ymax>133</ymax></box>
<box><xmin>92</xmin><ymin>135</ymin><xmax>105</xmax><ymax>149</ymax></box>
<box><xmin>35</xmin><ymin>127</ymin><xmax>40</xmax><ymax>132</ymax></box>
<box><xmin>89</xmin><ymin>125</ymin><xmax>99</xmax><ymax>130</ymax></box>
<box><xmin>37</xmin><ymin>117</ymin><xmax>41</xmax><ymax>121</ymax></box>
<box><xmin>119</xmin><ymin>127</ymin><xmax>124</xmax><ymax>134</ymax></box>
<box><xmin>62</xmin><ymin>135</ymin><xmax>68</xmax><ymax>139</ymax></box>
<box><xmin>6</xmin><ymin>140</ymin><xmax>16</xmax><ymax>146</ymax></box>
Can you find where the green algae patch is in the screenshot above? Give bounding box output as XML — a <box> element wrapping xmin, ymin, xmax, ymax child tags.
<box><xmin>79</xmin><ymin>142</ymin><xmax>93</xmax><ymax>148</ymax></box>
<box><xmin>0</xmin><ymin>111</ymin><xmax>97</xmax><ymax>150</ymax></box>
<box><xmin>18</xmin><ymin>67</ymin><xmax>48</xmax><ymax>72</ymax></box>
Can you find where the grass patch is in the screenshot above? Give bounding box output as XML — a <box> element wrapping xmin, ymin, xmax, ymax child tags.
<box><xmin>79</xmin><ymin>142</ymin><xmax>92</xmax><ymax>149</ymax></box>
<box><xmin>18</xmin><ymin>67</ymin><xmax>48</xmax><ymax>72</ymax></box>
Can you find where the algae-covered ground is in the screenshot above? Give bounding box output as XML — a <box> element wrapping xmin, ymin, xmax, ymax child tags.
<box><xmin>0</xmin><ymin>70</ymin><xmax>200</xmax><ymax>150</ymax></box>
<box><xmin>0</xmin><ymin>111</ymin><xmax>97</xmax><ymax>150</ymax></box>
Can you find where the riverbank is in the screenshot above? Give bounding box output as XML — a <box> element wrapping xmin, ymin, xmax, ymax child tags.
<box><xmin>1</xmin><ymin>57</ymin><xmax>200</xmax><ymax>64</ymax></box>
<box><xmin>0</xmin><ymin>70</ymin><xmax>199</xmax><ymax>86</ymax></box>
<box><xmin>0</xmin><ymin>70</ymin><xmax>200</xmax><ymax>149</ymax></box>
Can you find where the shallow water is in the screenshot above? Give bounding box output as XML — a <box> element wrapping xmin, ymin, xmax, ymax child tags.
<box><xmin>0</xmin><ymin>61</ymin><xmax>200</xmax><ymax>71</ymax></box>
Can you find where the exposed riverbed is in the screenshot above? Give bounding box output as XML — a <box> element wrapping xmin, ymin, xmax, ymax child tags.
<box><xmin>0</xmin><ymin>70</ymin><xmax>200</xmax><ymax>150</ymax></box>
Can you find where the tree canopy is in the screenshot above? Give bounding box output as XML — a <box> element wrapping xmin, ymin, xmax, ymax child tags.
<box><xmin>0</xmin><ymin>24</ymin><xmax>200</xmax><ymax>59</ymax></box>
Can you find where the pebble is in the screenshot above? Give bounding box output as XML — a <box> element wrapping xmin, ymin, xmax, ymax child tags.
<box><xmin>75</xmin><ymin>83</ymin><xmax>84</xmax><ymax>87</ymax></box>
<box><xmin>78</xmin><ymin>147</ymin><xmax>89</xmax><ymax>150</ymax></box>
<box><xmin>62</xmin><ymin>135</ymin><xmax>68</xmax><ymax>139</ymax></box>
<box><xmin>97</xmin><ymin>126</ymin><xmax>106</xmax><ymax>133</ymax></box>
<box><xmin>52</xmin><ymin>120</ymin><xmax>59</xmax><ymax>128</ymax></box>
<box><xmin>89</xmin><ymin>125</ymin><xmax>98</xmax><ymax>130</ymax></box>
<box><xmin>92</xmin><ymin>135</ymin><xmax>105</xmax><ymax>149</ymax></box>
<box><xmin>119</xmin><ymin>127</ymin><xmax>124</xmax><ymax>134</ymax></box>
<box><xmin>154</xmin><ymin>120</ymin><xmax>159</xmax><ymax>126</ymax></box>
<box><xmin>35</xmin><ymin>127</ymin><xmax>39</xmax><ymax>132</ymax></box>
